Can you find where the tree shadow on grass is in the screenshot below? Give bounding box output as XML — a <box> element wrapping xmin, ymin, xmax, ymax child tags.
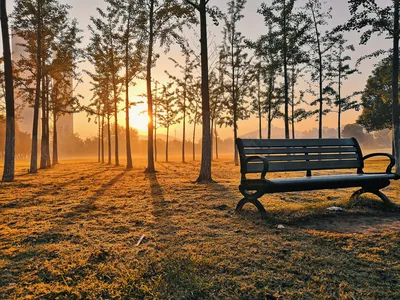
<box><xmin>146</xmin><ymin>172</ymin><xmax>166</xmax><ymax>217</ymax></box>
<box><xmin>0</xmin><ymin>165</ymin><xmax>114</xmax><ymax>211</ymax></box>
<box><xmin>62</xmin><ymin>171</ymin><xmax>126</xmax><ymax>219</ymax></box>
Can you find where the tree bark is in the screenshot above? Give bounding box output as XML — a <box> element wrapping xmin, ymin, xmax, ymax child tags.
<box><xmin>125</xmin><ymin>3</ymin><xmax>133</xmax><ymax>169</ymax></box>
<box><xmin>98</xmin><ymin>112</ymin><xmax>101</xmax><ymax>163</ymax></box>
<box><xmin>393</xmin><ymin>0</ymin><xmax>400</xmax><ymax>174</ymax></box>
<box><xmin>166</xmin><ymin>126</ymin><xmax>169</xmax><ymax>162</ymax></box>
<box><xmin>30</xmin><ymin>1</ymin><xmax>42</xmax><ymax>173</ymax></box>
<box><xmin>182</xmin><ymin>76</ymin><xmax>187</xmax><ymax>163</ymax></box>
<box><xmin>311</xmin><ymin>3</ymin><xmax>323</xmax><ymax>139</ymax></box>
<box><xmin>1</xmin><ymin>0</ymin><xmax>15</xmax><ymax>182</ymax></box>
<box><xmin>52</xmin><ymin>115</ymin><xmax>58</xmax><ymax>165</ymax></box>
<box><xmin>196</xmin><ymin>1</ymin><xmax>212</xmax><ymax>182</ymax></box>
<box><xmin>112</xmin><ymin>70</ymin><xmax>119</xmax><ymax>166</ymax></box>
<box><xmin>107</xmin><ymin>114</ymin><xmax>111</xmax><ymax>165</ymax></box>
<box><xmin>215</xmin><ymin>121</ymin><xmax>218</xmax><ymax>160</ymax></box>
<box><xmin>231</xmin><ymin>19</ymin><xmax>238</xmax><ymax>165</ymax></box>
<box><xmin>193</xmin><ymin>118</ymin><xmax>196</xmax><ymax>161</ymax></box>
<box><xmin>257</xmin><ymin>67</ymin><xmax>262</xmax><ymax>139</ymax></box>
<box><xmin>267</xmin><ymin>73</ymin><xmax>273</xmax><ymax>139</ymax></box>
<box><xmin>101</xmin><ymin>114</ymin><xmax>105</xmax><ymax>163</ymax></box>
<box><xmin>338</xmin><ymin>61</ymin><xmax>342</xmax><ymax>138</ymax></box>
<box><xmin>291</xmin><ymin>65</ymin><xmax>295</xmax><ymax>139</ymax></box>
<box><xmin>40</xmin><ymin>74</ymin><xmax>48</xmax><ymax>169</ymax></box>
<box><xmin>283</xmin><ymin>0</ymin><xmax>290</xmax><ymax>139</ymax></box>
<box><xmin>145</xmin><ymin>0</ymin><xmax>155</xmax><ymax>173</ymax></box>
<box><xmin>45</xmin><ymin>74</ymin><xmax>51</xmax><ymax>167</ymax></box>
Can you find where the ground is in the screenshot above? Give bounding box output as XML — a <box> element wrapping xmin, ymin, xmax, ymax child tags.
<box><xmin>0</xmin><ymin>157</ymin><xmax>399</xmax><ymax>299</ymax></box>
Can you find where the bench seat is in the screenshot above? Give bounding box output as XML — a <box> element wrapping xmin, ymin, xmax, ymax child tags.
<box><xmin>242</xmin><ymin>173</ymin><xmax>398</xmax><ymax>193</ymax></box>
<box><xmin>235</xmin><ymin>137</ymin><xmax>399</xmax><ymax>219</ymax></box>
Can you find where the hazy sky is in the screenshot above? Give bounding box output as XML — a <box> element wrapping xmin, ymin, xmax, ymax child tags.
<box><xmin>7</xmin><ymin>0</ymin><xmax>393</xmax><ymax>140</ymax></box>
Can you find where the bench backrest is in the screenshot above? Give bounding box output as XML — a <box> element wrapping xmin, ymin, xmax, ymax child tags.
<box><xmin>236</xmin><ymin>138</ymin><xmax>363</xmax><ymax>174</ymax></box>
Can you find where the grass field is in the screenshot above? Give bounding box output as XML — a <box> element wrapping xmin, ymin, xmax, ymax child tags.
<box><xmin>0</xmin><ymin>157</ymin><xmax>399</xmax><ymax>299</ymax></box>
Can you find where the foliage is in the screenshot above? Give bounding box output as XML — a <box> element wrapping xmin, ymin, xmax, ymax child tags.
<box><xmin>357</xmin><ymin>57</ymin><xmax>394</xmax><ymax>132</ymax></box>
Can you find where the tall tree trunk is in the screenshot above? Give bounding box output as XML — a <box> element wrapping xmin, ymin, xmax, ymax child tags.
<box><xmin>215</xmin><ymin>121</ymin><xmax>218</xmax><ymax>160</ymax></box>
<box><xmin>338</xmin><ymin>62</ymin><xmax>342</xmax><ymax>138</ymax></box>
<box><xmin>393</xmin><ymin>0</ymin><xmax>400</xmax><ymax>174</ymax></box>
<box><xmin>52</xmin><ymin>115</ymin><xmax>58</xmax><ymax>165</ymax></box>
<box><xmin>107</xmin><ymin>114</ymin><xmax>111</xmax><ymax>165</ymax></box>
<box><xmin>193</xmin><ymin>119</ymin><xmax>196</xmax><ymax>161</ymax></box>
<box><xmin>283</xmin><ymin>0</ymin><xmax>290</xmax><ymax>139</ymax></box>
<box><xmin>267</xmin><ymin>74</ymin><xmax>273</xmax><ymax>139</ymax></box>
<box><xmin>211</xmin><ymin>117</ymin><xmax>214</xmax><ymax>160</ymax></box>
<box><xmin>154</xmin><ymin>99</ymin><xmax>158</xmax><ymax>162</ymax></box>
<box><xmin>125</xmin><ymin>3</ymin><xmax>133</xmax><ymax>169</ymax></box>
<box><xmin>101</xmin><ymin>114</ymin><xmax>105</xmax><ymax>163</ymax></box>
<box><xmin>291</xmin><ymin>65</ymin><xmax>295</xmax><ymax>139</ymax></box>
<box><xmin>166</xmin><ymin>126</ymin><xmax>169</xmax><ymax>162</ymax></box>
<box><xmin>125</xmin><ymin>53</ymin><xmax>132</xmax><ymax>169</ymax></box>
<box><xmin>40</xmin><ymin>70</ymin><xmax>48</xmax><ymax>169</ymax></box>
<box><xmin>231</xmin><ymin>20</ymin><xmax>238</xmax><ymax>165</ymax></box>
<box><xmin>311</xmin><ymin>4</ymin><xmax>323</xmax><ymax>139</ymax></box>
<box><xmin>30</xmin><ymin>1</ymin><xmax>42</xmax><ymax>174</ymax></box>
<box><xmin>257</xmin><ymin>68</ymin><xmax>262</xmax><ymax>139</ymax></box>
<box><xmin>45</xmin><ymin>75</ymin><xmax>51</xmax><ymax>167</ymax></box>
<box><xmin>196</xmin><ymin>1</ymin><xmax>212</xmax><ymax>182</ymax></box>
<box><xmin>145</xmin><ymin>0</ymin><xmax>155</xmax><ymax>173</ymax></box>
<box><xmin>98</xmin><ymin>112</ymin><xmax>101</xmax><ymax>162</ymax></box>
<box><xmin>1</xmin><ymin>0</ymin><xmax>15</xmax><ymax>182</ymax></box>
<box><xmin>182</xmin><ymin>82</ymin><xmax>186</xmax><ymax>163</ymax></box>
<box><xmin>112</xmin><ymin>76</ymin><xmax>119</xmax><ymax>166</ymax></box>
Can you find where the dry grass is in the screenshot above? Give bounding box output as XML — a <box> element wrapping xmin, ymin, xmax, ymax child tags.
<box><xmin>0</xmin><ymin>157</ymin><xmax>399</xmax><ymax>299</ymax></box>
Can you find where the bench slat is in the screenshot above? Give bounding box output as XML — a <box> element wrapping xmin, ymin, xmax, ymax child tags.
<box><xmin>240</xmin><ymin>138</ymin><xmax>356</xmax><ymax>148</ymax></box>
<box><xmin>243</xmin><ymin>147</ymin><xmax>358</xmax><ymax>155</ymax></box>
<box><xmin>246</xmin><ymin>159</ymin><xmax>361</xmax><ymax>173</ymax></box>
<box><xmin>246</xmin><ymin>153</ymin><xmax>359</xmax><ymax>162</ymax></box>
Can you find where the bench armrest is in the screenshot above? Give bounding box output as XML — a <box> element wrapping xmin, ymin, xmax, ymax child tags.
<box><xmin>241</xmin><ymin>156</ymin><xmax>269</xmax><ymax>180</ymax></box>
<box><xmin>363</xmin><ymin>153</ymin><xmax>395</xmax><ymax>174</ymax></box>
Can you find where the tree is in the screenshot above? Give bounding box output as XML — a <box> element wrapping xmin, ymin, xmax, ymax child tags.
<box><xmin>306</xmin><ymin>0</ymin><xmax>338</xmax><ymax>138</ymax></box>
<box><xmin>107</xmin><ymin>0</ymin><xmax>145</xmax><ymax>169</ymax></box>
<box><xmin>166</xmin><ymin>47</ymin><xmax>198</xmax><ymax>163</ymax></box>
<box><xmin>13</xmin><ymin>0</ymin><xmax>73</xmax><ymax>173</ymax></box>
<box><xmin>1</xmin><ymin>0</ymin><xmax>15</xmax><ymax>181</ymax></box>
<box><xmin>338</xmin><ymin>0</ymin><xmax>400</xmax><ymax>172</ymax></box>
<box><xmin>142</xmin><ymin>0</ymin><xmax>195</xmax><ymax>173</ymax></box>
<box><xmin>49</xmin><ymin>19</ymin><xmax>82</xmax><ymax>165</ymax></box>
<box><xmin>342</xmin><ymin>123</ymin><xmax>367</xmax><ymax>143</ymax></box>
<box><xmin>158</xmin><ymin>83</ymin><xmax>180</xmax><ymax>162</ymax></box>
<box><xmin>325</xmin><ymin>35</ymin><xmax>359</xmax><ymax>138</ymax></box>
<box><xmin>357</xmin><ymin>57</ymin><xmax>394</xmax><ymax>132</ymax></box>
<box><xmin>187</xmin><ymin>77</ymin><xmax>202</xmax><ymax>161</ymax></box>
<box><xmin>89</xmin><ymin>6</ymin><xmax>123</xmax><ymax>166</ymax></box>
<box><xmin>220</xmin><ymin>0</ymin><xmax>251</xmax><ymax>165</ymax></box>
<box><xmin>259</xmin><ymin>0</ymin><xmax>297</xmax><ymax>139</ymax></box>
<box><xmin>248</xmin><ymin>23</ymin><xmax>283</xmax><ymax>139</ymax></box>
<box><xmin>184</xmin><ymin>0</ymin><xmax>219</xmax><ymax>182</ymax></box>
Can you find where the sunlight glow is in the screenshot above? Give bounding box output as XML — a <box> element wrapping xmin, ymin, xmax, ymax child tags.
<box><xmin>129</xmin><ymin>102</ymin><xmax>149</xmax><ymax>133</ymax></box>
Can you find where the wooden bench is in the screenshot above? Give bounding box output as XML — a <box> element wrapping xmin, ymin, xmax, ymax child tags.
<box><xmin>235</xmin><ymin>138</ymin><xmax>399</xmax><ymax>219</ymax></box>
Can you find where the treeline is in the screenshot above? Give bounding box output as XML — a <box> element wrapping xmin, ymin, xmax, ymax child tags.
<box><xmin>1</xmin><ymin>0</ymin><xmax>400</xmax><ymax>182</ymax></box>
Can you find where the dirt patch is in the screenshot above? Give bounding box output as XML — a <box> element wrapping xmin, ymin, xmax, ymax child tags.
<box><xmin>299</xmin><ymin>213</ymin><xmax>400</xmax><ymax>233</ymax></box>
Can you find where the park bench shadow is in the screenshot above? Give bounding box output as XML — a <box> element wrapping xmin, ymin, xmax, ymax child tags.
<box><xmin>236</xmin><ymin>193</ymin><xmax>400</xmax><ymax>232</ymax></box>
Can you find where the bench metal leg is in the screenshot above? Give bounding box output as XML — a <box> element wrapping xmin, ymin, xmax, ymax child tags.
<box><xmin>350</xmin><ymin>189</ymin><xmax>395</xmax><ymax>206</ymax></box>
<box><xmin>236</xmin><ymin>198</ymin><xmax>268</xmax><ymax>220</ymax></box>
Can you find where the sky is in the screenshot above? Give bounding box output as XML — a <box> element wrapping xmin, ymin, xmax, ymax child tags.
<box><xmin>6</xmin><ymin>0</ymin><xmax>393</xmax><ymax>140</ymax></box>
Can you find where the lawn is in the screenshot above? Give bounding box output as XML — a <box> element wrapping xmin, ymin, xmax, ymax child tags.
<box><xmin>0</xmin><ymin>157</ymin><xmax>399</xmax><ymax>299</ymax></box>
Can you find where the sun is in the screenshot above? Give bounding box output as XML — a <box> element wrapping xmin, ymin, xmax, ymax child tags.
<box><xmin>129</xmin><ymin>102</ymin><xmax>150</xmax><ymax>133</ymax></box>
